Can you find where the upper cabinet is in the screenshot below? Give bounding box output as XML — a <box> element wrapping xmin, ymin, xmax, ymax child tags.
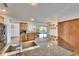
<box><xmin>20</xmin><ymin>22</ymin><xmax>28</xmax><ymax>31</ymax></box>
<box><xmin>0</xmin><ymin>16</ymin><xmax>4</xmax><ymax>24</ymax></box>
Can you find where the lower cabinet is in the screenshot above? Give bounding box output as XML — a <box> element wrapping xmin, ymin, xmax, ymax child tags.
<box><xmin>21</xmin><ymin>33</ymin><xmax>38</xmax><ymax>42</ymax></box>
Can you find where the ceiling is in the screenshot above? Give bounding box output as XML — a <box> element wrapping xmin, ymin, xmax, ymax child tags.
<box><xmin>0</xmin><ymin>3</ymin><xmax>79</xmax><ymax>22</ymax></box>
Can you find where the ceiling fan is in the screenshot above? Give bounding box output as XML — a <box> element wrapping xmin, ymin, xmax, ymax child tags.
<box><xmin>3</xmin><ymin>3</ymin><xmax>8</xmax><ymax>8</ymax></box>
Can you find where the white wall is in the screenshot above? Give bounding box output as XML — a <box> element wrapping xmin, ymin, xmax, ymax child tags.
<box><xmin>4</xmin><ymin>16</ymin><xmax>11</xmax><ymax>44</ymax></box>
<box><xmin>11</xmin><ymin>23</ymin><xmax>20</xmax><ymax>37</ymax></box>
<box><xmin>27</xmin><ymin>22</ymin><xmax>48</xmax><ymax>33</ymax></box>
<box><xmin>27</xmin><ymin>22</ymin><xmax>36</xmax><ymax>33</ymax></box>
<box><xmin>3</xmin><ymin>16</ymin><xmax>20</xmax><ymax>44</ymax></box>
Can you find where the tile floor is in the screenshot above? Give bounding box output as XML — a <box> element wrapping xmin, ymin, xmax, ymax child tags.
<box><xmin>20</xmin><ymin>38</ymin><xmax>73</xmax><ymax>56</ymax></box>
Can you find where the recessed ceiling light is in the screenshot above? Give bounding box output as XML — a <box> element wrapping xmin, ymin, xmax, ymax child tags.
<box><xmin>31</xmin><ymin>3</ymin><xmax>37</xmax><ymax>6</ymax></box>
<box><xmin>31</xmin><ymin>18</ymin><xmax>35</xmax><ymax>21</ymax></box>
<box><xmin>31</xmin><ymin>0</ymin><xmax>38</xmax><ymax>6</ymax></box>
<box><xmin>31</xmin><ymin>3</ymin><xmax>38</xmax><ymax>7</ymax></box>
<box><xmin>2</xmin><ymin>9</ymin><xmax>7</xmax><ymax>12</ymax></box>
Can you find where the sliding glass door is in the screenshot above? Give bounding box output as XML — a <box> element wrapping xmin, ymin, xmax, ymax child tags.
<box><xmin>38</xmin><ymin>26</ymin><xmax>48</xmax><ymax>38</ymax></box>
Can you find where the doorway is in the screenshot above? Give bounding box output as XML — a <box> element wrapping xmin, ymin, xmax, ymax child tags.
<box><xmin>38</xmin><ymin>26</ymin><xmax>48</xmax><ymax>38</ymax></box>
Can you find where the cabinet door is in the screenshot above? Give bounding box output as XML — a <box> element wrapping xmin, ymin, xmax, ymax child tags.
<box><xmin>27</xmin><ymin>33</ymin><xmax>35</xmax><ymax>41</ymax></box>
<box><xmin>0</xmin><ymin>16</ymin><xmax>4</xmax><ymax>24</ymax></box>
<box><xmin>21</xmin><ymin>34</ymin><xmax>28</xmax><ymax>42</ymax></box>
<box><xmin>63</xmin><ymin>22</ymin><xmax>69</xmax><ymax>42</ymax></box>
<box><xmin>20</xmin><ymin>23</ymin><xmax>27</xmax><ymax>30</ymax></box>
<box><xmin>58</xmin><ymin>19</ymin><xmax>79</xmax><ymax>49</ymax></box>
<box><xmin>69</xmin><ymin>20</ymin><xmax>79</xmax><ymax>48</ymax></box>
<box><xmin>58</xmin><ymin>21</ymin><xmax>69</xmax><ymax>40</ymax></box>
<box><xmin>58</xmin><ymin>22</ymin><xmax>64</xmax><ymax>38</ymax></box>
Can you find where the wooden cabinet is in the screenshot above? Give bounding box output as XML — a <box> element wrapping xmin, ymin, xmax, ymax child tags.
<box><xmin>20</xmin><ymin>22</ymin><xmax>28</xmax><ymax>42</ymax></box>
<box><xmin>20</xmin><ymin>22</ymin><xmax>38</xmax><ymax>42</ymax></box>
<box><xmin>58</xmin><ymin>18</ymin><xmax>79</xmax><ymax>49</ymax></box>
<box><xmin>68</xmin><ymin>20</ymin><xmax>79</xmax><ymax>48</ymax></box>
<box><xmin>20</xmin><ymin>22</ymin><xmax>27</xmax><ymax>31</ymax></box>
<box><xmin>21</xmin><ymin>33</ymin><xmax>37</xmax><ymax>42</ymax></box>
<box><xmin>21</xmin><ymin>34</ymin><xmax>28</xmax><ymax>42</ymax></box>
<box><xmin>0</xmin><ymin>16</ymin><xmax>4</xmax><ymax>24</ymax></box>
<box><xmin>27</xmin><ymin>33</ymin><xmax>37</xmax><ymax>41</ymax></box>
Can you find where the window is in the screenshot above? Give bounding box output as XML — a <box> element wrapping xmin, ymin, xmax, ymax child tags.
<box><xmin>38</xmin><ymin>26</ymin><xmax>48</xmax><ymax>38</ymax></box>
